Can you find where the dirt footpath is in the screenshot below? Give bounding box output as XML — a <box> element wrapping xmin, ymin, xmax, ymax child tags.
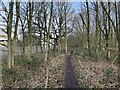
<box><xmin>62</xmin><ymin>54</ymin><xmax>79</xmax><ymax>88</ymax></box>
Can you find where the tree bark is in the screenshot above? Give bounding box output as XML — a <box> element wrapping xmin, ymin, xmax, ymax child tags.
<box><xmin>101</xmin><ymin>2</ymin><xmax>109</xmax><ymax>60</ymax></box>
<box><xmin>58</xmin><ymin>3</ymin><xmax>63</xmax><ymax>53</ymax></box>
<box><xmin>64</xmin><ymin>3</ymin><xmax>67</xmax><ymax>54</ymax></box>
<box><xmin>11</xmin><ymin>2</ymin><xmax>20</xmax><ymax>67</ymax></box>
<box><xmin>86</xmin><ymin>1</ymin><xmax>91</xmax><ymax>56</ymax></box>
<box><xmin>28</xmin><ymin>2</ymin><xmax>34</xmax><ymax>60</ymax></box>
<box><xmin>95</xmin><ymin>1</ymin><xmax>99</xmax><ymax>53</ymax></box>
<box><xmin>7</xmin><ymin>2</ymin><xmax>14</xmax><ymax>69</ymax></box>
<box><xmin>118</xmin><ymin>2</ymin><xmax>120</xmax><ymax>63</ymax></box>
<box><xmin>45</xmin><ymin>2</ymin><xmax>53</xmax><ymax>61</ymax></box>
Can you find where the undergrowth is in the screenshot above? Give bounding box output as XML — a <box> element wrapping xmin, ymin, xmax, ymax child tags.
<box><xmin>2</xmin><ymin>53</ymin><xmax>44</xmax><ymax>88</ymax></box>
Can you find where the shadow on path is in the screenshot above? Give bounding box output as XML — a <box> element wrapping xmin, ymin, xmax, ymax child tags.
<box><xmin>64</xmin><ymin>54</ymin><xmax>79</xmax><ymax>88</ymax></box>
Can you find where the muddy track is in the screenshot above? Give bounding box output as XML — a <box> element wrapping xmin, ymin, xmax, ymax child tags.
<box><xmin>63</xmin><ymin>54</ymin><xmax>79</xmax><ymax>88</ymax></box>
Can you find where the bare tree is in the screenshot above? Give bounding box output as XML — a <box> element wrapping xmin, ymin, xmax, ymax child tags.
<box><xmin>19</xmin><ymin>2</ymin><xmax>28</xmax><ymax>58</ymax></box>
<box><xmin>95</xmin><ymin>1</ymin><xmax>99</xmax><ymax>53</ymax></box>
<box><xmin>11</xmin><ymin>1</ymin><xmax>20</xmax><ymax>67</ymax></box>
<box><xmin>45</xmin><ymin>2</ymin><xmax>53</xmax><ymax>61</ymax></box>
<box><xmin>86</xmin><ymin>1</ymin><xmax>91</xmax><ymax>56</ymax></box>
<box><xmin>64</xmin><ymin>2</ymin><xmax>67</xmax><ymax>53</ymax></box>
<box><xmin>27</xmin><ymin>2</ymin><xmax>34</xmax><ymax>60</ymax></box>
<box><xmin>7</xmin><ymin>2</ymin><xmax>14</xmax><ymax>68</ymax></box>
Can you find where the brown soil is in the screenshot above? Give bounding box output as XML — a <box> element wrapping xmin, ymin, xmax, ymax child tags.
<box><xmin>61</xmin><ymin>54</ymin><xmax>79</xmax><ymax>88</ymax></box>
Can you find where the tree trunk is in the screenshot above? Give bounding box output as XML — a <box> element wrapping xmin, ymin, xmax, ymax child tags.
<box><xmin>22</xmin><ymin>29</ymin><xmax>25</xmax><ymax>57</ymax></box>
<box><xmin>28</xmin><ymin>2</ymin><xmax>34</xmax><ymax>60</ymax></box>
<box><xmin>64</xmin><ymin>3</ymin><xmax>67</xmax><ymax>54</ymax></box>
<box><xmin>11</xmin><ymin>2</ymin><xmax>20</xmax><ymax>67</ymax></box>
<box><xmin>118</xmin><ymin>1</ymin><xmax>120</xmax><ymax>63</ymax></box>
<box><xmin>20</xmin><ymin>18</ymin><xmax>25</xmax><ymax>59</ymax></box>
<box><xmin>102</xmin><ymin>2</ymin><xmax>109</xmax><ymax>60</ymax></box>
<box><xmin>7</xmin><ymin>2</ymin><xmax>14</xmax><ymax>69</ymax></box>
<box><xmin>95</xmin><ymin>1</ymin><xmax>99</xmax><ymax>53</ymax></box>
<box><xmin>86</xmin><ymin>1</ymin><xmax>91</xmax><ymax>56</ymax></box>
<box><xmin>45</xmin><ymin>2</ymin><xmax>53</xmax><ymax>61</ymax></box>
<box><xmin>39</xmin><ymin>30</ymin><xmax>42</xmax><ymax>53</ymax></box>
<box><xmin>108</xmin><ymin>2</ymin><xmax>111</xmax><ymax>59</ymax></box>
<box><xmin>58</xmin><ymin>3</ymin><xmax>63</xmax><ymax>53</ymax></box>
<box><xmin>44</xmin><ymin>2</ymin><xmax>53</xmax><ymax>88</ymax></box>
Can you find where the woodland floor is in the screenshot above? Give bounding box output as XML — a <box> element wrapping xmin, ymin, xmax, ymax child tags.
<box><xmin>2</xmin><ymin>53</ymin><xmax>120</xmax><ymax>88</ymax></box>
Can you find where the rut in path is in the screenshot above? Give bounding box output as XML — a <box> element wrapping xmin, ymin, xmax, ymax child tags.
<box><xmin>63</xmin><ymin>54</ymin><xmax>79</xmax><ymax>88</ymax></box>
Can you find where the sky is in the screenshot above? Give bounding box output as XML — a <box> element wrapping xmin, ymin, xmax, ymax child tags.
<box><xmin>72</xmin><ymin>2</ymin><xmax>80</xmax><ymax>11</ymax></box>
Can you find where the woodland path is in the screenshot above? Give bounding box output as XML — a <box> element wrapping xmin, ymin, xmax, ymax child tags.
<box><xmin>63</xmin><ymin>54</ymin><xmax>79</xmax><ymax>88</ymax></box>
